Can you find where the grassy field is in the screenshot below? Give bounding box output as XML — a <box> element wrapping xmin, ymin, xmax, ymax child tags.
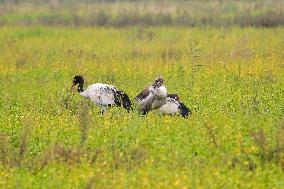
<box><xmin>0</xmin><ymin>26</ymin><xmax>284</xmax><ymax>188</ymax></box>
<box><xmin>1</xmin><ymin>0</ymin><xmax>284</xmax><ymax>27</ymax></box>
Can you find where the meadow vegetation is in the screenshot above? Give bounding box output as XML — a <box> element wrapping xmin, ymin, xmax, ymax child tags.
<box><xmin>1</xmin><ymin>0</ymin><xmax>284</xmax><ymax>27</ymax></box>
<box><xmin>0</xmin><ymin>26</ymin><xmax>283</xmax><ymax>188</ymax></box>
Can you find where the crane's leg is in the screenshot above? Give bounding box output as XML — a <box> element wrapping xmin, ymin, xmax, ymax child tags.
<box><xmin>100</xmin><ymin>106</ymin><xmax>108</xmax><ymax>115</ymax></box>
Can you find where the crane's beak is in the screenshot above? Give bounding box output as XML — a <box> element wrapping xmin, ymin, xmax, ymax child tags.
<box><xmin>70</xmin><ymin>81</ymin><xmax>76</xmax><ymax>93</ymax></box>
<box><xmin>70</xmin><ymin>84</ymin><xmax>75</xmax><ymax>93</ymax></box>
<box><xmin>153</xmin><ymin>76</ymin><xmax>163</xmax><ymax>88</ymax></box>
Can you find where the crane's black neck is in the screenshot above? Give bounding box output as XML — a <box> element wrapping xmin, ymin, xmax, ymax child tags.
<box><xmin>73</xmin><ymin>75</ymin><xmax>85</xmax><ymax>93</ymax></box>
<box><xmin>78</xmin><ymin>81</ymin><xmax>84</xmax><ymax>93</ymax></box>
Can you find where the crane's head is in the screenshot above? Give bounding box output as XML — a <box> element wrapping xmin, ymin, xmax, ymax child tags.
<box><xmin>70</xmin><ymin>75</ymin><xmax>84</xmax><ymax>92</ymax></box>
<box><xmin>152</xmin><ymin>76</ymin><xmax>164</xmax><ymax>88</ymax></box>
<box><xmin>167</xmin><ymin>94</ymin><xmax>180</xmax><ymax>101</ymax></box>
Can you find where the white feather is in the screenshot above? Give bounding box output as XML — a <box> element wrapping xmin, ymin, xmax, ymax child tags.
<box><xmin>135</xmin><ymin>85</ymin><xmax>167</xmax><ymax>114</ymax></box>
<box><xmin>149</xmin><ymin>85</ymin><xmax>167</xmax><ymax>98</ymax></box>
<box><xmin>136</xmin><ymin>92</ymin><xmax>154</xmax><ymax>106</ymax></box>
<box><xmin>150</xmin><ymin>85</ymin><xmax>167</xmax><ymax>110</ymax></box>
<box><xmin>159</xmin><ymin>97</ymin><xmax>180</xmax><ymax>114</ymax></box>
<box><xmin>80</xmin><ymin>83</ymin><xmax>117</xmax><ymax>106</ymax></box>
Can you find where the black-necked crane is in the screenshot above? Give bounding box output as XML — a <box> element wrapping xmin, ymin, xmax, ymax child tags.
<box><xmin>134</xmin><ymin>76</ymin><xmax>168</xmax><ymax>115</ymax></box>
<box><xmin>159</xmin><ymin>93</ymin><xmax>191</xmax><ymax>118</ymax></box>
<box><xmin>71</xmin><ymin>75</ymin><xmax>132</xmax><ymax>114</ymax></box>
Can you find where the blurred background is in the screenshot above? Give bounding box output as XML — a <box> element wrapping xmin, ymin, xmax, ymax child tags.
<box><xmin>0</xmin><ymin>0</ymin><xmax>283</xmax><ymax>27</ymax></box>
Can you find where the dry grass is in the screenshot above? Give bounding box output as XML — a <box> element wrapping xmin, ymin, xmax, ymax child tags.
<box><xmin>1</xmin><ymin>0</ymin><xmax>284</xmax><ymax>27</ymax></box>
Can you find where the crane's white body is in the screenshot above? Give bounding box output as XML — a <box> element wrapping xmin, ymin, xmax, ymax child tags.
<box><xmin>150</xmin><ymin>85</ymin><xmax>167</xmax><ymax>109</ymax></box>
<box><xmin>135</xmin><ymin>85</ymin><xmax>167</xmax><ymax>114</ymax></box>
<box><xmin>159</xmin><ymin>94</ymin><xmax>191</xmax><ymax>118</ymax></box>
<box><xmin>159</xmin><ymin>97</ymin><xmax>180</xmax><ymax>114</ymax></box>
<box><xmin>79</xmin><ymin>83</ymin><xmax>120</xmax><ymax>113</ymax></box>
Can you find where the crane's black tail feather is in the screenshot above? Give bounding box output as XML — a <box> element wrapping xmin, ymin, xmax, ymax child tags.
<box><xmin>113</xmin><ymin>90</ymin><xmax>132</xmax><ymax>112</ymax></box>
<box><xmin>120</xmin><ymin>92</ymin><xmax>132</xmax><ymax>112</ymax></box>
<box><xmin>178</xmin><ymin>102</ymin><xmax>191</xmax><ymax>118</ymax></box>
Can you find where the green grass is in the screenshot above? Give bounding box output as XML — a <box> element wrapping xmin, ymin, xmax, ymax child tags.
<box><xmin>0</xmin><ymin>26</ymin><xmax>284</xmax><ymax>188</ymax></box>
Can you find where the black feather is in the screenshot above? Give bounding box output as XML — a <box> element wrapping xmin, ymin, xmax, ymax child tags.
<box><xmin>120</xmin><ymin>92</ymin><xmax>132</xmax><ymax>112</ymax></box>
<box><xmin>112</xmin><ymin>89</ymin><xmax>132</xmax><ymax>112</ymax></box>
<box><xmin>178</xmin><ymin>102</ymin><xmax>191</xmax><ymax>118</ymax></box>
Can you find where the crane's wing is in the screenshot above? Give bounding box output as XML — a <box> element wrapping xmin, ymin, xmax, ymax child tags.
<box><xmin>87</xmin><ymin>84</ymin><xmax>117</xmax><ymax>106</ymax></box>
<box><xmin>134</xmin><ymin>87</ymin><xmax>150</xmax><ymax>101</ymax></box>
